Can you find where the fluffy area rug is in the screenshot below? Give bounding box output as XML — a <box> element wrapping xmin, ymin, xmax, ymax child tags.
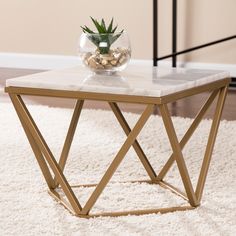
<box><xmin>0</xmin><ymin>102</ymin><xmax>235</xmax><ymax>236</ymax></box>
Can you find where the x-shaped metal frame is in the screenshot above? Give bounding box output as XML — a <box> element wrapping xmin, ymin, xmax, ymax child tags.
<box><xmin>8</xmin><ymin>82</ymin><xmax>228</xmax><ymax>218</ymax></box>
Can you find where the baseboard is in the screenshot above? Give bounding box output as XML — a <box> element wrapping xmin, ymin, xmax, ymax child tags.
<box><xmin>0</xmin><ymin>53</ymin><xmax>81</xmax><ymax>70</ymax></box>
<box><xmin>0</xmin><ymin>52</ymin><xmax>235</xmax><ymax>77</ymax></box>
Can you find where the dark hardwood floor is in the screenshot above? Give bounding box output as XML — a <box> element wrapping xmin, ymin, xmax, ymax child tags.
<box><xmin>1</xmin><ymin>67</ymin><xmax>235</xmax><ymax>120</ymax></box>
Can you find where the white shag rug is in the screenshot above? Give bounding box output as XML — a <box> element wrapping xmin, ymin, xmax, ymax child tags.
<box><xmin>0</xmin><ymin>102</ymin><xmax>236</xmax><ymax>236</ymax></box>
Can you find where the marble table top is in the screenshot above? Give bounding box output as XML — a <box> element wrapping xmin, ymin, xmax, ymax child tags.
<box><xmin>6</xmin><ymin>65</ymin><xmax>230</xmax><ymax>97</ymax></box>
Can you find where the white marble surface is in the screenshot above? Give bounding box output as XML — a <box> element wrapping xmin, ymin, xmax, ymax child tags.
<box><xmin>6</xmin><ymin>65</ymin><xmax>230</xmax><ymax>97</ymax></box>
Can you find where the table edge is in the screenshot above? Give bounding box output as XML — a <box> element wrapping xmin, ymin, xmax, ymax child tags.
<box><xmin>5</xmin><ymin>77</ymin><xmax>231</xmax><ymax>105</ymax></box>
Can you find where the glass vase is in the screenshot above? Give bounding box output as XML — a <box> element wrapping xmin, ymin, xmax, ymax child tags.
<box><xmin>78</xmin><ymin>31</ymin><xmax>131</xmax><ymax>75</ymax></box>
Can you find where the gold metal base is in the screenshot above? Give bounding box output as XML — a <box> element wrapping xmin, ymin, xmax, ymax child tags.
<box><xmin>6</xmin><ymin>77</ymin><xmax>230</xmax><ymax>218</ymax></box>
<box><xmin>48</xmin><ymin>179</ymin><xmax>196</xmax><ymax>218</ymax></box>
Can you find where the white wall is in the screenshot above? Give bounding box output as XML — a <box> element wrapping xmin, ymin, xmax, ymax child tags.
<box><xmin>0</xmin><ymin>0</ymin><xmax>235</xmax><ymax>64</ymax></box>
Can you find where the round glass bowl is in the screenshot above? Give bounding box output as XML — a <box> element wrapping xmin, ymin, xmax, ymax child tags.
<box><xmin>78</xmin><ymin>31</ymin><xmax>131</xmax><ymax>74</ymax></box>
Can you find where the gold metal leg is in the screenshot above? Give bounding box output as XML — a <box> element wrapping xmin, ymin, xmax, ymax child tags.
<box><xmin>9</xmin><ymin>94</ymin><xmax>82</xmax><ymax>214</ymax></box>
<box><xmin>156</xmin><ymin>89</ymin><xmax>220</xmax><ymax>181</ymax></box>
<box><xmin>157</xmin><ymin>85</ymin><xmax>228</xmax><ymax>207</ymax></box>
<box><xmin>159</xmin><ymin>103</ymin><xmax>198</xmax><ymax>206</ymax></box>
<box><xmin>81</xmin><ymin>104</ymin><xmax>154</xmax><ymax>215</ymax></box>
<box><xmin>109</xmin><ymin>102</ymin><xmax>157</xmax><ymax>181</ymax></box>
<box><xmin>10</xmin><ymin>95</ymin><xmax>56</xmax><ymax>189</ymax></box>
<box><xmin>54</xmin><ymin>100</ymin><xmax>84</xmax><ymax>186</ymax></box>
<box><xmin>195</xmin><ymin>86</ymin><xmax>228</xmax><ymax>203</ymax></box>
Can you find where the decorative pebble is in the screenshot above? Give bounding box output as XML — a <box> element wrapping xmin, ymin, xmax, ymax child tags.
<box><xmin>101</xmin><ymin>60</ymin><xmax>108</xmax><ymax>66</ymax></box>
<box><xmin>110</xmin><ymin>60</ymin><xmax>117</xmax><ymax>66</ymax></box>
<box><xmin>83</xmin><ymin>47</ymin><xmax>131</xmax><ymax>71</ymax></box>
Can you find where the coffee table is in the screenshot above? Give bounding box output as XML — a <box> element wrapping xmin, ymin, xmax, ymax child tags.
<box><xmin>5</xmin><ymin>65</ymin><xmax>230</xmax><ymax>218</ymax></box>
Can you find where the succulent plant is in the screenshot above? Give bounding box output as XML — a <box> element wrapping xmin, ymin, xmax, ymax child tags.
<box><xmin>81</xmin><ymin>17</ymin><xmax>124</xmax><ymax>54</ymax></box>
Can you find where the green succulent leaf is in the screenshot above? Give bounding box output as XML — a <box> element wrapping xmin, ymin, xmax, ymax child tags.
<box><xmin>81</xmin><ymin>17</ymin><xmax>124</xmax><ymax>54</ymax></box>
<box><xmin>101</xmin><ymin>18</ymin><xmax>106</xmax><ymax>31</ymax></box>
<box><xmin>107</xmin><ymin>18</ymin><xmax>113</xmax><ymax>33</ymax></box>
<box><xmin>111</xmin><ymin>25</ymin><xmax>118</xmax><ymax>33</ymax></box>
<box><xmin>87</xmin><ymin>34</ymin><xmax>102</xmax><ymax>47</ymax></box>
<box><xmin>81</xmin><ymin>26</ymin><xmax>95</xmax><ymax>34</ymax></box>
<box><xmin>90</xmin><ymin>17</ymin><xmax>105</xmax><ymax>33</ymax></box>
<box><xmin>109</xmin><ymin>31</ymin><xmax>124</xmax><ymax>45</ymax></box>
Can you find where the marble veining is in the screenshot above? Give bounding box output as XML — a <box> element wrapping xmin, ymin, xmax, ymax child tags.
<box><xmin>6</xmin><ymin>65</ymin><xmax>230</xmax><ymax>97</ymax></box>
